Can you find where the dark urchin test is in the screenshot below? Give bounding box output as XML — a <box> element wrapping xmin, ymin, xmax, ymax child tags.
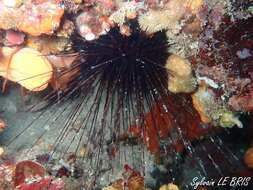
<box><xmin>31</xmin><ymin>21</ymin><xmax>174</xmax><ymax>162</ymax></box>
<box><xmin>67</xmin><ymin>22</ymin><xmax>171</xmax><ymax>143</ymax></box>
<box><xmin>71</xmin><ymin>22</ymin><xmax>170</xmax><ymax>101</ymax></box>
<box><xmin>49</xmin><ymin>21</ymin><xmax>172</xmax><ymax>135</ymax></box>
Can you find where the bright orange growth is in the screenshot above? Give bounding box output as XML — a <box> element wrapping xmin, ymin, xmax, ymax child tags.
<box><xmin>18</xmin><ymin>5</ymin><xmax>64</xmax><ymax>36</ymax></box>
<box><xmin>0</xmin><ymin>47</ymin><xmax>53</xmax><ymax>91</ymax></box>
<box><xmin>244</xmin><ymin>147</ymin><xmax>253</xmax><ymax>169</ymax></box>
